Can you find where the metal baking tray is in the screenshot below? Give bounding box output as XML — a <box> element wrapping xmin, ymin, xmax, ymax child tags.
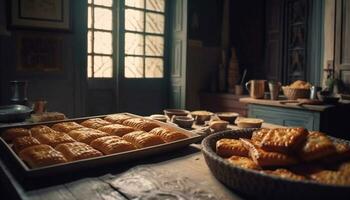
<box><xmin>0</xmin><ymin>113</ymin><xmax>203</xmax><ymax>178</ymax></box>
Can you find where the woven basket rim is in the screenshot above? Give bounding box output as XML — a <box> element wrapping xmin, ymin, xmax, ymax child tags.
<box><xmin>282</xmin><ymin>87</ymin><xmax>310</xmax><ymax>91</ymax></box>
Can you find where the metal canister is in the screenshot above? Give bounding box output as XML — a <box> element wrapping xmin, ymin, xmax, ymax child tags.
<box><xmin>310</xmin><ymin>86</ymin><xmax>321</xmax><ymax>100</ymax></box>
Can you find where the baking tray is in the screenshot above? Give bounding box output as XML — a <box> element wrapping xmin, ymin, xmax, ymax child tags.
<box><xmin>0</xmin><ymin>113</ymin><xmax>203</xmax><ymax>179</ymax></box>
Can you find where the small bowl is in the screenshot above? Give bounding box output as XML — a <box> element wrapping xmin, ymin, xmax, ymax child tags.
<box><xmin>172</xmin><ymin>116</ymin><xmax>194</xmax><ymax>129</ymax></box>
<box><xmin>163</xmin><ymin>109</ymin><xmax>190</xmax><ymax>119</ymax></box>
<box><xmin>235</xmin><ymin>118</ymin><xmax>264</xmax><ymax>128</ymax></box>
<box><xmin>215</xmin><ymin>112</ymin><xmax>239</xmax><ymax>124</ymax></box>
<box><xmin>149</xmin><ymin>114</ymin><xmax>167</xmax><ymax>122</ymax></box>
<box><xmin>209</xmin><ymin>120</ymin><xmax>229</xmax><ymax>132</ymax></box>
<box><xmin>191</xmin><ymin>110</ymin><xmax>213</xmax><ymax>125</ymax></box>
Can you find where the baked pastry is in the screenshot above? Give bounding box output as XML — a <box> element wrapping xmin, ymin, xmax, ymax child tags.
<box><xmin>298</xmin><ymin>131</ymin><xmax>336</xmax><ymax>161</ymax></box>
<box><xmin>97</xmin><ymin>124</ymin><xmax>135</xmax><ymax>137</ymax></box>
<box><xmin>55</xmin><ymin>142</ymin><xmax>103</xmax><ymax>161</ymax></box>
<box><xmin>263</xmin><ymin>169</ymin><xmax>306</xmax><ymax>181</ymax></box>
<box><xmin>104</xmin><ymin>114</ymin><xmax>133</xmax><ymax>124</ymax></box>
<box><xmin>67</xmin><ymin>128</ymin><xmax>110</xmax><ymax>144</ymax></box>
<box><xmin>1</xmin><ymin>128</ymin><xmax>31</xmax><ymax>142</ymax></box>
<box><xmin>227</xmin><ymin>156</ymin><xmax>261</xmax><ymax>170</ymax></box>
<box><xmin>122</xmin><ymin>118</ymin><xmax>159</xmax><ymax>132</ymax></box>
<box><xmin>18</xmin><ymin>144</ymin><xmax>67</xmax><ymax>168</ymax></box>
<box><xmin>323</xmin><ymin>141</ymin><xmax>350</xmax><ymax>163</ymax></box>
<box><xmin>13</xmin><ymin>136</ymin><xmax>41</xmax><ymax>153</ymax></box>
<box><xmin>339</xmin><ymin>162</ymin><xmax>350</xmax><ymax>175</ymax></box>
<box><xmin>216</xmin><ymin>138</ymin><xmax>249</xmax><ymax>158</ymax></box>
<box><xmin>148</xmin><ymin>127</ymin><xmax>188</xmax><ymax>142</ymax></box>
<box><xmin>122</xmin><ymin>131</ymin><xmax>165</xmax><ymax>148</ymax></box>
<box><xmin>30</xmin><ymin>125</ymin><xmax>56</xmax><ymax>137</ymax></box>
<box><xmin>251</xmin><ymin>128</ymin><xmax>270</xmax><ymax>144</ymax></box>
<box><xmin>80</xmin><ymin>118</ymin><xmax>112</xmax><ymax>129</ymax></box>
<box><xmin>33</xmin><ymin>132</ymin><xmax>75</xmax><ymax>147</ymax></box>
<box><xmin>310</xmin><ymin>170</ymin><xmax>350</xmax><ymax>186</ymax></box>
<box><xmin>90</xmin><ymin>136</ymin><xmax>137</xmax><ymax>154</ymax></box>
<box><xmin>30</xmin><ymin>112</ymin><xmax>66</xmax><ymax>123</ymax></box>
<box><xmin>240</xmin><ymin>139</ymin><xmax>298</xmax><ymax>167</ymax></box>
<box><xmin>51</xmin><ymin>122</ymin><xmax>84</xmax><ymax>133</ymax></box>
<box><xmin>258</xmin><ymin>128</ymin><xmax>308</xmax><ymax>153</ymax></box>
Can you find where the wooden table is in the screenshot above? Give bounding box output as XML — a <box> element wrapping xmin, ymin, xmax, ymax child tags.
<box><xmin>0</xmin><ymin>123</ymin><xmax>279</xmax><ymax>200</ymax></box>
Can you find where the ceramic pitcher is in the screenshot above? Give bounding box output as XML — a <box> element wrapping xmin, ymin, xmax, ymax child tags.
<box><xmin>245</xmin><ymin>80</ymin><xmax>266</xmax><ymax>99</ymax></box>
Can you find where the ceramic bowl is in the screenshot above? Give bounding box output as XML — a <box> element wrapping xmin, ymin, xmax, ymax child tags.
<box><xmin>191</xmin><ymin>110</ymin><xmax>213</xmax><ymax>125</ymax></box>
<box><xmin>149</xmin><ymin>114</ymin><xmax>167</xmax><ymax>123</ymax></box>
<box><xmin>172</xmin><ymin>116</ymin><xmax>194</xmax><ymax>129</ymax></box>
<box><xmin>215</xmin><ymin>112</ymin><xmax>239</xmax><ymax>124</ymax></box>
<box><xmin>235</xmin><ymin>117</ymin><xmax>264</xmax><ymax>128</ymax></box>
<box><xmin>208</xmin><ymin>120</ymin><xmax>229</xmax><ymax>132</ymax></box>
<box><xmin>163</xmin><ymin>109</ymin><xmax>190</xmax><ymax>119</ymax></box>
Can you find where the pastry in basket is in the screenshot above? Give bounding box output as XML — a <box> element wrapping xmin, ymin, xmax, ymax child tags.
<box><xmin>216</xmin><ymin>138</ymin><xmax>249</xmax><ymax>158</ymax></box>
<box><xmin>80</xmin><ymin>118</ymin><xmax>112</xmax><ymax>129</ymax></box>
<box><xmin>339</xmin><ymin>162</ymin><xmax>350</xmax><ymax>175</ymax></box>
<box><xmin>30</xmin><ymin>125</ymin><xmax>56</xmax><ymax>137</ymax></box>
<box><xmin>33</xmin><ymin>132</ymin><xmax>75</xmax><ymax>147</ymax></box>
<box><xmin>298</xmin><ymin>131</ymin><xmax>336</xmax><ymax>161</ymax></box>
<box><xmin>122</xmin><ymin>118</ymin><xmax>159</xmax><ymax>132</ymax></box>
<box><xmin>322</xmin><ymin>141</ymin><xmax>350</xmax><ymax>163</ymax></box>
<box><xmin>18</xmin><ymin>144</ymin><xmax>67</xmax><ymax>168</ymax></box>
<box><xmin>310</xmin><ymin>170</ymin><xmax>350</xmax><ymax>186</ymax></box>
<box><xmin>251</xmin><ymin>128</ymin><xmax>270</xmax><ymax>144</ymax></box>
<box><xmin>90</xmin><ymin>136</ymin><xmax>137</xmax><ymax>154</ymax></box>
<box><xmin>55</xmin><ymin>142</ymin><xmax>103</xmax><ymax>161</ymax></box>
<box><xmin>13</xmin><ymin>136</ymin><xmax>41</xmax><ymax>153</ymax></box>
<box><xmin>263</xmin><ymin>169</ymin><xmax>306</xmax><ymax>181</ymax></box>
<box><xmin>240</xmin><ymin>139</ymin><xmax>298</xmax><ymax>167</ymax></box>
<box><xmin>97</xmin><ymin>124</ymin><xmax>135</xmax><ymax>137</ymax></box>
<box><xmin>67</xmin><ymin>128</ymin><xmax>110</xmax><ymax>144</ymax></box>
<box><xmin>122</xmin><ymin>131</ymin><xmax>165</xmax><ymax>148</ymax></box>
<box><xmin>227</xmin><ymin>155</ymin><xmax>261</xmax><ymax>170</ymax></box>
<box><xmin>1</xmin><ymin>128</ymin><xmax>31</xmax><ymax>142</ymax></box>
<box><xmin>104</xmin><ymin>114</ymin><xmax>134</xmax><ymax>124</ymax></box>
<box><xmin>148</xmin><ymin>127</ymin><xmax>188</xmax><ymax>142</ymax></box>
<box><xmin>51</xmin><ymin>122</ymin><xmax>84</xmax><ymax>133</ymax></box>
<box><xmin>258</xmin><ymin>128</ymin><xmax>308</xmax><ymax>153</ymax></box>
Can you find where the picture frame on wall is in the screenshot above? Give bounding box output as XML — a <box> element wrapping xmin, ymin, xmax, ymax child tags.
<box><xmin>11</xmin><ymin>0</ymin><xmax>70</xmax><ymax>30</ymax></box>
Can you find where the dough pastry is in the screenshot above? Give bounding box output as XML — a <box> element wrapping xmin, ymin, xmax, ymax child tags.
<box><xmin>30</xmin><ymin>125</ymin><xmax>56</xmax><ymax>137</ymax></box>
<box><xmin>67</xmin><ymin>128</ymin><xmax>110</xmax><ymax>144</ymax></box>
<box><xmin>51</xmin><ymin>122</ymin><xmax>84</xmax><ymax>133</ymax></box>
<box><xmin>322</xmin><ymin>141</ymin><xmax>350</xmax><ymax>163</ymax></box>
<box><xmin>33</xmin><ymin>132</ymin><xmax>75</xmax><ymax>147</ymax></box>
<box><xmin>251</xmin><ymin>128</ymin><xmax>270</xmax><ymax>145</ymax></box>
<box><xmin>122</xmin><ymin>118</ymin><xmax>159</xmax><ymax>132</ymax></box>
<box><xmin>90</xmin><ymin>136</ymin><xmax>137</xmax><ymax>154</ymax></box>
<box><xmin>104</xmin><ymin>114</ymin><xmax>133</xmax><ymax>124</ymax></box>
<box><xmin>122</xmin><ymin>131</ymin><xmax>165</xmax><ymax>148</ymax></box>
<box><xmin>240</xmin><ymin>139</ymin><xmax>298</xmax><ymax>167</ymax></box>
<box><xmin>298</xmin><ymin>131</ymin><xmax>336</xmax><ymax>161</ymax></box>
<box><xmin>13</xmin><ymin>136</ymin><xmax>41</xmax><ymax>153</ymax></box>
<box><xmin>263</xmin><ymin>169</ymin><xmax>306</xmax><ymax>181</ymax></box>
<box><xmin>310</xmin><ymin>170</ymin><xmax>350</xmax><ymax>186</ymax></box>
<box><xmin>98</xmin><ymin>124</ymin><xmax>135</xmax><ymax>137</ymax></box>
<box><xmin>339</xmin><ymin>162</ymin><xmax>350</xmax><ymax>175</ymax></box>
<box><xmin>80</xmin><ymin>118</ymin><xmax>112</xmax><ymax>129</ymax></box>
<box><xmin>19</xmin><ymin>144</ymin><xmax>67</xmax><ymax>168</ymax></box>
<box><xmin>1</xmin><ymin>128</ymin><xmax>31</xmax><ymax>142</ymax></box>
<box><xmin>216</xmin><ymin>138</ymin><xmax>249</xmax><ymax>158</ymax></box>
<box><xmin>55</xmin><ymin>142</ymin><xmax>103</xmax><ymax>161</ymax></box>
<box><xmin>148</xmin><ymin>127</ymin><xmax>188</xmax><ymax>142</ymax></box>
<box><xmin>227</xmin><ymin>156</ymin><xmax>261</xmax><ymax>170</ymax></box>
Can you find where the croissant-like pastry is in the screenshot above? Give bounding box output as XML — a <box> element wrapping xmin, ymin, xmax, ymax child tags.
<box><xmin>55</xmin><ymin>142</ymin><xmax>103</xmax><ymax>161</ymax></box>
<box><xmin>67</xmin><ymin>128</ymin><xmax>110</xmax><ymax>144</ymax></box>
<box><xmin>104</xmin><ymin>114</ymin><xmax>133</xmax><ymax>124</ymax></box>
<box><xmin>122</xmin><ymin>118</ymin><xmax>159</xmax><ymax>132</ymax></box>
<box><xmin>122</xmin><ymin>131</ymin><xmax>165</xmax><ymax>148</ymax></box>
<box><xmin>13</xmin><ymin>136</ymin><xmax>41</xmax><ymax>153</ymax></box>
<box><xmin>33</xmin><ymin>132</ymin><xmax>75</xmax><ymax>147</ymax></box>
<box><xmin>80</xmin><ymin>118</ymin><xmax>112</xmax><ymax>129</ymax></box>
<box><xmin>148</xmin><ymin>127</ymin><xmax>188</xmax><ymax>142</ymax></box>
<box><xmin>90</xmin><ymin>136</ymin><xmax>137</xmax><ymax>154</ymax></box>
<box><xmin>51</xmin><ymin>122</ymin><xmax>84</xmax><ymax>133</ymax></box>
<box><xmin>98</xmin><ymin>124</ymin><xmax>135</xmax><ymax>137</ymax></box>
<box><xmin>30</xmin><ymin>125</ymin><xmax>56</xmax><ymax>137</ymax></box>
<box><xmin>1</xmin><ymin>128</ymin><xmax>31</xmax><ymax>142</ymax></box>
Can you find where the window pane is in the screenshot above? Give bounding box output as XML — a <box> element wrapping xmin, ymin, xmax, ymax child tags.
<box><xmin>125</xmin><ymin>56</ymin><xmax>144</xmax><ymax>78</ymax></box>
<box><xmin>94</xmin><ymin>56</ymin><xmax>113</xmax><ymax>78</ymax></box>
<box><xmin>94</xmin><ymin>0</ymin><xmax>113</xmax><ymax>7</ymax></box>
<box><xmin>146</xmin><ymin>0</ymin><xmax>165</xmax><ymax>12</ymax></box>
<box><xmin>125</xmin><ymin>0</ymin><xmax>144</xmax><ymax>8</ymax></box>
<box><xmin>88</xmin><ymin>6</ymin><xmax>92</xmax><ymax>28</ymax></box>
<box><xmin>87</xmin><ymin>55</ymin><xmax>92</xmax><ymax>78</ymax></box>
<box><xmin>145</xmin><ymin>58</ymin><xmax>163</xmax><ymax>78</ymax></box>
<box><xmin>145</xmin><ymin>35</ymin><xmax>164</xmax><ymax>56</ymax></box>
<box><xmin>125</xmin><ymin>32</ymin><xmax>144</xmax><ymax>55</ymax></box>
<box><xmin>146</xmin><ymin>12</ymin><xmax>164</xmax><ymax>34</ymax></box>
<box><xmin>125</xmin><ymin>9</ymin><xmax>144</xmax><ymax>32</ymax></box>
<box><xmin>94</xmin><ymin>31</ymin><xmax>113</xmax><ymax>54</ymax></box>
<box><xmin>88</xmin><ymin>31</ymin><xmax>92</xmax><ymax>53</ymax></box>
<box><xmin>94</xmin><ymin>7</ymin><xmax>112</xmax><ymax>30</ymax></box>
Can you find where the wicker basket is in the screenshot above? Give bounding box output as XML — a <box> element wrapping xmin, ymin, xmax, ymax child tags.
<box><xmin>282</xmin><ymin>87</ymin><xmax>310</xmax><ymax>100</ymax></box>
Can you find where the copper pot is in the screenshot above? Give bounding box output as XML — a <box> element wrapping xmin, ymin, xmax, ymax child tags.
<box><xmin>245</xmin><ymin>80</ymin><xmax>266</xmax><ymax>99</ymax></box>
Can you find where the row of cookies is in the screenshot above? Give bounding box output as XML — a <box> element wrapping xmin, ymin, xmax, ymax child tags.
<box><xmin>216</xmin><ymin>128</ymin><xmax>350</xmax><ymax>186</ymax></box>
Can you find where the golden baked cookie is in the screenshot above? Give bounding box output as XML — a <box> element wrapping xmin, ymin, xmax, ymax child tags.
<box><xmin>148</xmin><ymin>127</ymin><xmax>188</xmax><ymax>142</ymax></box>
<box><xmin>13</xmin><ymin>136</ymin><xmax>41</xmax><ymax>153</ymax></box>
<box><xmin>90</xmin><ymin>136</ymin><xmax>137</xmax><ymax>155</ymax></box>
<box><xmin>216</xmin><ymin>138</ymin><xmax>249</xmax><ymax>158</ymax></box>
<box><xmin>67</xmin><ymin>128</ymin><xmax>110</xmax><ymax>144</ymax></box>
<box><xmin>33</xmin><ymin>132</ymin><xmax>75</xmax><ymax>147</ymax></box>
<box><xmin>104</xmin><ymin>114</ymin><xmax>133</xmax><ymax>124</ymax></box>
<box><xmin>98</xmin><ymin>124</ymin><xmax>135</xmax><ymax>137</ymax></box>
<box><xmin>1</xmin><ymin>128</ymin><xmax>31</xmax><ymax>142</ymax></box>
<box><xmin>240</xmin><ymin>139</ymin><xmax>298</xmax><ymax>167</ymax></box>
<box><xmin>30</xmin><ymin>125</ymin><xmax>56</xmax><ymax>137</ymax></box>
<box><xmin>19</xmin><ymin>144</ymin><xmax>67</xmax><ymax>168</ymax></box>
<box><xmin>298</xmin><ymin>131</ymin><xmax>336</xmax><ymax>161</ymax></box>
<box><xmin>310</xmin><ymin>170</ymin><xmax>350</xmax><ymax>186</ymax></box>
<box><xmin>122</xmin><ymin>118</ymin><xmax>159</xmax><ymax>132</ymax></box>
<box><xmin>263</xmin><ymin>169</ymin><xmax>306</xmax><ymax>181</ymax></box>
<box><xmin>55</xmin><ymin>142</ymin><xmax>103</xmax><ymax>161</ymax></box>
<box><xmin>227</xmin><ymin>156</ymin><xmax>261</xmax><ymax>170</ymax></box>
<box><xmin>51</xmin><ymin>122</ymin><xmax>84</xmax><ymax>133</ymax></box>
<box><xmin>80</xmin><ymin>118</ymin><xmax>112</xmax><ymax>129</ymax></box>
<box><xmin>122</xmin><ymin>131</ymin><xmax>165</xmax><ymax>148</ymax></box>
